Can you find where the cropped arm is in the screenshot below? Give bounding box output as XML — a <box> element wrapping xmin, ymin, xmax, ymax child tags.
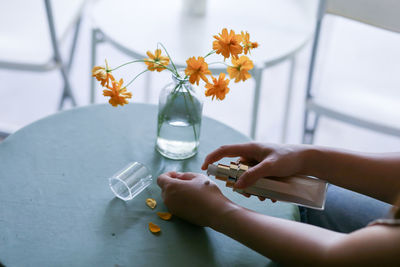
<box><xmin>211</xmin><ymin>204</ymin><xmax>400</xmax><ymax>266</ymax></box>
<box><xmin>304</xmin><ymin>147</ymin><xmax>400</xmax><ymax>204</ymax></box>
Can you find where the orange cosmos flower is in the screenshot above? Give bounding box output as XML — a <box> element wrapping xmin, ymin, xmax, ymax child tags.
<box><xmin>227</xmin><ymin>56</ymin><xmax>254</xmax><ymax>82</ymax></box>
<box><xmin>144</xmin><ymin>49</ymin><xmax>170</xmax><ymax>72</ymax></box>
<box><xmin>241</xmin><ymin>31</ymin><xmax>259</xmax><ymax>55</ymax></box>
<box><xmin>103</xmin><ymin>78</ymin><xmax>132</xmax><ymax>107</ymax></box>
<box><xmin>185</xmin><ymin>56</ymin><xmax>212</xmax><ymax>85</ymax></box>
<box><xmin>205</xmin><ymin>73</ymin><xmax>230</xmax><ymax>101</ymax></box>
<box><xmin>213</xmin><ymin>28</ymin><xmax>243</xmax><ymax>60</ymax></box>
<box><xmin>92</xmin><ymin>65</ymin><xmax>114</xmax><ymax>88</ymax></box>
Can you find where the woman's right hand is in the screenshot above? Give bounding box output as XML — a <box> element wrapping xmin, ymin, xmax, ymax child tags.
<box><xmin>201</xmin><ymin>142</ymin><xmax>312</xmax><ymax>189</ymax></box>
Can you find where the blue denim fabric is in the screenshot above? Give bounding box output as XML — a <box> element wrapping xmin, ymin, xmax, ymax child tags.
<box><xmin>300</xmin><ymin>185</ymin><xmax>392</xmax><ymax>233</ymax></box>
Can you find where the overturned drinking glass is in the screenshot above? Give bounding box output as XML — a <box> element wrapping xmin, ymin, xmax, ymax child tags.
<box><xmin>109</xmin><ymin>162</ymin><xmax>153</xmax><ymax>201</ymax></box>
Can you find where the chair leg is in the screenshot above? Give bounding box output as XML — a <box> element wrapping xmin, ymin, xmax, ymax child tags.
<box><xmin>90</xmin><ymin>29</ymin><xmax>101</xmax><ymax>104</ymax></box>
<box><xmin>58</xmin><ymin>65</ymin><xmax>77</xmax><ymax>109</ymax></box>
<box><xmin>302</xmin><ymin>110</ymin><xmax>320</xmax><ymax>144</ymax></box>
<box><xmin>67</xmin><ymin>16</ymin><xmax>82</xmax><ymax>72</ymax></box>
<box><xmin>0</xmin><ymin>131</ymin><xmax>9</xmax><ymax>139</ymax></box>
<box><xmin>281</xmin><ymin>56</ymin><xmax>296</xmax><ymax>143</ymax></box>
<box><xmin>59</xmin><ymin>15</ymin><xmax>82</xmax><ymax>109</ymax></box>
<box><xmin>44</xmin><ymin>0</ymin><xmax>77</xmax><ymax>109</ymax></box>
<box><xmin>250</xmin><ymin>67</ymin><xmax>264</xmax><ymax>139</ymax></box>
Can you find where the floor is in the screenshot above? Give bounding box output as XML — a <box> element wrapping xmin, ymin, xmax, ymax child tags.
<box><xmin>1</xmin><ymin>5</ymin><xmax>400</xmax><ymax>153</ymax></box>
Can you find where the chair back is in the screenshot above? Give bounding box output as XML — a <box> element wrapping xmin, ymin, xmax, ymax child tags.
<box><xmin>325</xmin><ymin>0</ymin><xmax>400</xmax><ymax>33</ymax></box>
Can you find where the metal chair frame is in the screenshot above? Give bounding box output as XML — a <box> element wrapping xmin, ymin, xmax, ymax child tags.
<box><xmin>302</xmin><ymin>0</ymin><xmax>400</xmax><ymax>144</ymax></box>
<box><xmin>0</xmin><ymin>0</ymin><xmax>83</xmax><ymax>109</ymax></box>
<box><xmin>0</xmin><ymin>0</ymin><xmax>85</xmax><ymax>138</ymax></box>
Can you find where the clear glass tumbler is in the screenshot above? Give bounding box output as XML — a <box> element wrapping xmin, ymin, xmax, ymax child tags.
<box><xmin>109</xmin><ymin>162</ymin><xmax>153</xmax><ymax>201</ymax></box>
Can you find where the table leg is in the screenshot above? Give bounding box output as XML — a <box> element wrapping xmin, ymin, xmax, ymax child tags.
<box><xmin>90</xmin><ymin>29</ymin><xmax>99</xmax><ymax>104</ymax></box>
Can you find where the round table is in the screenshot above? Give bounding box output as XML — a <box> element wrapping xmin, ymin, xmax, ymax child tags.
<box><xmin>89</xmin><ymin>0</ymin><xmax>315</xmax><ymax>139</ymax></box>
<box><xmin>0</xmin><ymin>104</ymin><xmax>299</xmax><ymax>266</ymax></box>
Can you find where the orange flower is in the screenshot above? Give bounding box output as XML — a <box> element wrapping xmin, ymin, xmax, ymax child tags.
<box><xmin>185</xmin><ymin>56</ymin><xmax>212</xmax><ymax>85</ymax></box>
<box><xmin>144</xmin><ymin>49</ymin><xmax>170</xmax><ymax>72</ymax></box>
<box><xmin>241</xmin><ymin>31</ymin><xmax>259</xmax><ymax>55</ymax></box>
<box><xmin>227</xmin><ymin>56</ymin><xmax>254</xmax><ymax>82</ymax></box>
<box><xmin>92</xmin><ymin>65</ymin><xmax>114</xmax><ymax>88</ymax></box>
<box><xmin>205</xmin><ymin>73</ymin><xmax>230</xmax><ymax>101</ymax></box>
<box><xmin>213</xmin><ymin>28</ymin><xmax>243</xmax><ymax>60</ymax></box>
<box><xmin>102</xmin><ymin>78</ymin><xmax>132</xmax><ymax>107</ymax></box>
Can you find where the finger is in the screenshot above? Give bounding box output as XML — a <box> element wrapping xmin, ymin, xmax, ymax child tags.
<box><xmin>240</xmin><ymin>192</ymin><xmax>251</xmax><ymax>198</ymax></box>
<box><xmin>235</xmin><ymin>160</ymin><xmax>273</xmax><ymax>189</ymax></box>
<box><xmin>258</xmin><ymin>196</ymin><xmax>266</xmax><ymax>201</ymax></box>
<box><xmin>201</xmin><ymin>143</ymin><xmax>258</xmax><ymax>170</ymax></box>
<box><xmin>271</xmin><ymin>199</ymin><xmax>277</xmax><ymax>203</ymax></box>
<box><xmin>235</xmin><ymin>157</ymin><xmax>250</xmax><ymax>165</ymax></box>
<box><xmin>175</xmin><ymin>172</ymin><xmax>198</xmax><ymax>181</ymax></box>
<box><xmin>157</xmin><ymin>172</ymin><xmax>179</xmax><ymax>188</ymax></box>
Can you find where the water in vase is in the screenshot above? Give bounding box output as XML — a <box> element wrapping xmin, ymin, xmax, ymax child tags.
<box><xmin>156</xmin><ymin>91</ymin><xmax>202</xmax><ymax>160</ymax></box>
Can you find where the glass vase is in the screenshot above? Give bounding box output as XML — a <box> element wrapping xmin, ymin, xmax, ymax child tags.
<box><xmin>156</xmin><ymin>72</ymin><xmax>203</xmax><ymax>160</ymax></box>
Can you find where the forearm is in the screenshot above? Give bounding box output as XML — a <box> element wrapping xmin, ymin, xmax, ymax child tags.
<box><xmin>210</xmin><ymin>204</ymin><xmax>345</xmax><ymax>266</ymax></box>
<box><xmin>303</xmin><ymin>146</ymin><xmax>400</xmax><ymax>204</ymax></box>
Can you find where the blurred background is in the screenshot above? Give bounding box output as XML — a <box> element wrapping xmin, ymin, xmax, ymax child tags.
<box><xmin>1</xmin><ymin>0</ymin><xmax>399</xmax><ymax>152</ymax></box>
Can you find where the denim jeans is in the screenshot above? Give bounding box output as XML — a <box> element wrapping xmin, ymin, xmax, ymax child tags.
<box><xmin>300</xmin><ymin>184</ymin><xmax>392</xmax><ymax>233</ymax></box>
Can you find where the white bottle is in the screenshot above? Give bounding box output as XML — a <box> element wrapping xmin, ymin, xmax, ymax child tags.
<box><xmin>207</xmin><ymin>162</ymin><xmax>328</xmax><ymax>210</ymax></box>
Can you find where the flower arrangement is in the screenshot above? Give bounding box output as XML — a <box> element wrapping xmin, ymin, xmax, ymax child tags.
<box><xmin>91</xmin><ymin>28</ymin><xmax>258</xmax><ymax>106</ymax></box>
<box><xmin>92</xmin><ymin>28</ymin><xmax>258</xmax><ymax>159</ymax></box>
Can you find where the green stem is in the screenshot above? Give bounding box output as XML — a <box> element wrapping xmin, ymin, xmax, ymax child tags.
<box><xmin>125</xmin><ymin>69</ymin><xmax>149</xmax><ymax>88</ymax></box>
<box><xmin>204</xmin><ymin>50</ymin><xmax>216</xmax><ymax>59</ymax></box>
<box><xmin>208</xmin><ymin>61</ymin><xmax>230</xmax><ymax>67</ymax></box>
<box><xmin>109</xmin><ymin>59</ymin><xmax>144</xmax><ymax>71</ymax></box>
<box><xmin>157</xmin><ymin>82</ymin><xmax>182</xmax><ymax>135</ymax></box>
<box><xmin>143</xmin><ymin>60</ymin><xmax>176</xmax><ymax>74</ymax></box>
<box><xmin>158</xmin><ymin>42</ymin><xmax>179</xmax><ymax>76</ymax></box>
<box><xmin>182</xmin><ymin>86</ymin><xmax>198</xmax><ymax>142</ymax></box>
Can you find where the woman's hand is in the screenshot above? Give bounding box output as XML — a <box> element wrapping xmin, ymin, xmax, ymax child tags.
<box><xmin>157</xmin><ymin>171</ymin><xmax>238</xmax><ymax>227</ymax></box>
<box><xmin>201</xmin><ymin>142</ymin><xmax>311</xmax><ymax>189</ymax></box>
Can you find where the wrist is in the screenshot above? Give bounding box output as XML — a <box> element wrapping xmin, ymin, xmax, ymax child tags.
<box><xmin>299</xmin><ymin>145</ymin><xmax>325</xmax><ymax>177</ymax></box>
<box><xmin>209</xmin><ymin>199</ymin><xmax>243</xmax><ymax>230</ymax></box>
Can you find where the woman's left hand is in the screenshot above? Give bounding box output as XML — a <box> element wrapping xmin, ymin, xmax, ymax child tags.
<box><xmin>157</xmin><ymin>171</ymin><xmax>236</xmax><ymax>227</ymax></box>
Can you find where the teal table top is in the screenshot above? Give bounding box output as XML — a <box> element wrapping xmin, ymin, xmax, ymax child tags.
<box><xmin>0</xmin><ymin>103</ymin><xmax>299</xmax><ymax>267</ymax></box>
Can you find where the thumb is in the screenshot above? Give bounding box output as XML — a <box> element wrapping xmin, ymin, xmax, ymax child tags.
<box><xmin>235</xmin><ymin>161</ymin><xmax>272</xmax><ymax>189</ymax></box>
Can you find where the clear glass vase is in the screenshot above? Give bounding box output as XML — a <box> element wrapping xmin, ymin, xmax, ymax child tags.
<box><xmin>156</xmin><ymin>72</ymin><xmax>203</xmax><ymax>160</ymax></box>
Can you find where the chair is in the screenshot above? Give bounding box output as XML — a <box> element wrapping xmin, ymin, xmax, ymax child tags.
<box><xmin>0</xmin><ymin>0</ymin><xmax>86</xmax><ymax>137</ymax></box>
<box><xmin>303</xmin><ymin>0</ymin><xmax>400</xmax><ymax>144</ymax></box>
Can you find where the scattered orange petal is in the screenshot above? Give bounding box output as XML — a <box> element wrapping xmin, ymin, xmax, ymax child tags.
<box><xmin>149</xmin><ymin>222</ymin><xmax>161</xmax><ymax>233</ymax></box>
<box><xmin>146</xmin><ymin>198</ymin><xmax>157</xmax><ymax>209</ymax></box>
<box><xmin>157</xmin><ymin>212</ymin><xmax>172</xmax><ymax>220</ymax></box>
